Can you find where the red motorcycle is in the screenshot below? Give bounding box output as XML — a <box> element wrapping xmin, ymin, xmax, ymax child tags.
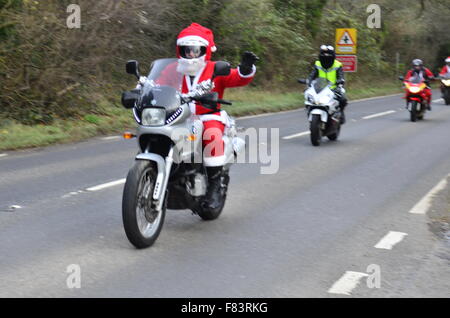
<box><xmin>399</xmin><ymin>74</ymin><xmax>429</xmax><ymax>122</ymax></box>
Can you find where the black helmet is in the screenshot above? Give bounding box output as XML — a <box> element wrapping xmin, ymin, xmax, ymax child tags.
<box><xmin>319</xmin><ymin>45</ymin><xmax>336</xmax><ymax>69</ymax></box>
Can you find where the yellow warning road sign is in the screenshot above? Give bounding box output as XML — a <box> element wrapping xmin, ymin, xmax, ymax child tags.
<box><xmin>335</xmin><ymin>28</ymin><xmax>357</xmax><ymax>54</ymax></box>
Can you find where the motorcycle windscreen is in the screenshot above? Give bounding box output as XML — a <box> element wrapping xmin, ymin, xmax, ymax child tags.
<box><xmin>147</xmin><ymin>58</ymin><xmax>184</xmax><ymax>91</ymax></box>
<box><xmin>408</xmin><ymin>74</ymin><xmax>424</xmax><ymax>84</ymax></box>
<box><xmin>312</xmin><ymin>78</ymin><xmax>332</xmax><ymax>94</ymax></box>
<box><xmin>140</xmin><ymin>85</ymin><xmax>181</xmax><ymax>115</ymax></box>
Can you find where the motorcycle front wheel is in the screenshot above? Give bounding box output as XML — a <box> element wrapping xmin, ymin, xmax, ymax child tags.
<box><xmin>410</xmin><ymin>101</ymin><xmax>418</xmax><ymax>122</ymax></box>
<box><xmin>310</xmin><ymin>114</ymin><xmax>322</xmax><ymax>146</ymax></box>
<box><xmin>122</xmin><ymin>160</ymin><xmax>165</xmax><ymax>249</ymax></box>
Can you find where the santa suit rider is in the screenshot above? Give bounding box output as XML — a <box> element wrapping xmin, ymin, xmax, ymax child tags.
<box><xmin>439</xmin><ymin>56</ymin><xmax>450</xmax><ymax>96</ymax></box>
<box><xmin>176</xmin><ymin>23</ymin><xmax>258</xmax><ymax>210</ymax></box>
<box><xmin>439</xmin><ymin>57</ymin><xmax>450</xmax><ymax>76</ymax></box>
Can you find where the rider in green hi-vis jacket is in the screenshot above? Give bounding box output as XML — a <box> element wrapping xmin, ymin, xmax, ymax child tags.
<box><xmin>308</xmin><ymin>45</ymin><xmax>348</xmax><ymax>124</ymax></box>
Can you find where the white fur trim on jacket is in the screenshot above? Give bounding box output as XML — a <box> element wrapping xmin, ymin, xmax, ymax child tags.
<box><xmin>200</xmin><ymin>111</ymin><xmax>231</xmax><ymax>127</ymax></box>
<box><xmin>203</xmin><ymin>154</ymin><xmax>227</xmax><ymax>167</ymax></box>
<box><xmin>238</xmin><ymin>64</ymin><xmax>257</xmax><ymax>78</ymax></box>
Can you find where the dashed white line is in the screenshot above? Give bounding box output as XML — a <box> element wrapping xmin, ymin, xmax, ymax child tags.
<box><xmin>86</xmin><ymin>179</ymin><xmax>126</xmax><ymax>192</ymax></box>
<box><xmin>0</xmin><ymin>154</ymin><xmax>7</xmax><ymax>158</ymax></box>
<box><xmin>432</xmin><ymin>98</ymin><xmax>443</xmax><ymax>103</ymax></box>
<box><xmin>282</xmin><ymin>131</ymin><xmax>310</xmax><ymax>140</ymax></box>
<box><xmin>101</xmin><ymin>136</ymin><xmax>121</xmax><ymax>140</ymax></box>
<box><xmin>328</xmin><ymin>271</ymin><xmax>369</xmax><ymax>295</ymax></box>
<box><xmin>362</xmin><ymin>110</ymin><xmax>396</xmax><ymax>120</ymax></box>
<box><xmin>374</xmin><ymin>231</ymin><xmax>408</xmax><ymax>250</ymax></box>
<box><xmin>409</xmin><ymin>174</ymin><xmax>449</xmax><ymax>214</ymax></box>
<box><xmin>236</xmin><ymin>94</ymin><xmax>402</xmax><ymax>121</ymax></box>
<box><xmin>350</xmin><ymin>93</ymin><xmax>402</xmax><ymax>103</ymax></box>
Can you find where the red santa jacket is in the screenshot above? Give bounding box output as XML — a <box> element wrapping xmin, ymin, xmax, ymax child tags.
<box><xmin>439</xmin><ymin>65</ymin><xmax>450</xmax><ymax>76</ymax></box>
<box><xmin>182</xmin><ymin>60</ymin><xmax>254</xmax><ymax>115</ymax></box>
<box><xmin>405</xmin><ymin>68</ymin><xmax>434</xmax><ymax>82</ymax></box>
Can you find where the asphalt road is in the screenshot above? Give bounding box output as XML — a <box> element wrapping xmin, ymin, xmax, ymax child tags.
<box><xmin>0</xmin><ymin>90</ymin><xmax>449</xmax><ymax>297</ymax></box>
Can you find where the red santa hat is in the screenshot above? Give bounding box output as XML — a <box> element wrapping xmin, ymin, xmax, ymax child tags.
<box><xmin>176</xmin><ymin>23</ymin><xmax>217</xmax><ymax>60</ymax></box>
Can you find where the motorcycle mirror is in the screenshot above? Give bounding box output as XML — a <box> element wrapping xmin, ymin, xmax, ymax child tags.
<box><xmin>298</xmin><ymin>79</ymin><xmax>307</xmax><ymax>84</ymax></box>
<box><xmin>121</xmin><ymin>90</ymin><xmax>140</xmax><ymax>109</ymax></box>
<box><xmin>126</xmin><ymin>60</ymin><xmax>141</xmax><ymax>79</ymax></box>
<box><xmin>398</xmin><ymin>76</ymin><xmax>404</xmax><ymax>81</ymax></box>
<box><xmin>214</xmin><ymin>61</ymin><xmax>231</xmax><ymax>77</ymax></box>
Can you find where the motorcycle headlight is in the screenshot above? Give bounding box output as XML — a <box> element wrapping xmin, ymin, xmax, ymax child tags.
<box><xmin>409</xmin><ymin>87</ymin><xmax>421</xmax><ymax>94</ymax></box>
<box><xmin>306</xmin><ymin>94</ymin><xmax>315</xmax><ymax>104</ymax></box>
<box><xmin>141</xmin><ymin>108</ymin><xmax>166</xmax><ymax>126</ymax></box>
<box><xmin>319</xmin><ymin>95</ymin><xmax>331</xmax><ymax>105</ymax></box>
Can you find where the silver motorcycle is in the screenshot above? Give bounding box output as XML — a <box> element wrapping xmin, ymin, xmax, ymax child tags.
<box><xmin>120</xmin><ymin>58</ymin><xmax>245</xmax><ymax>248</ymax></box>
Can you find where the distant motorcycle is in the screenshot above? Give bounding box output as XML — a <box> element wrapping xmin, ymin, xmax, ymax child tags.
<box><xmin>298</xmin><ymin>78</ymin><xmax>342</xmax><ymax>146</ymax></box>
<box><xmin>439</xmin><ymin>74</ymin><xmax>450</xmax><ymax>105</ymax></box>
<box><xmin>120</xmin><ymin>58</ymin><xmax>245</xmax><ymax>248</ymax></box>
<box><xmin>399</xmin><ymin>75</ymin><xmax>429</xmax><ymax>122</ymax></box>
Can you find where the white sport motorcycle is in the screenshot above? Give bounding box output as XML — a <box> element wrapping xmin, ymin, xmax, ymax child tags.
<box><xmin>298</xmin><ymin>78</ymin><xmax>343</xmax><ymax>146</ymax></box>
<box><xmin>121</xmin><ymin>58</ymin><xmax>245</xmax><ymax>248</ymax></box>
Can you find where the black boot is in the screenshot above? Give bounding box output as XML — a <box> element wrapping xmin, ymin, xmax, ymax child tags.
<box><xmin>204</xmin><ymin>166</ymin><xmax>223</xmax><ymax>210</ymax></box>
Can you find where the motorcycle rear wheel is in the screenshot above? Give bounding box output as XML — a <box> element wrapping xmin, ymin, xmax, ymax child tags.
<box><xmin>327</xmin><ymin>124</ymin><xmax>340</xmax><ymax>141</ymax></box>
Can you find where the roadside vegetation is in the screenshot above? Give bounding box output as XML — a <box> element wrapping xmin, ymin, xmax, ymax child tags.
<box><xmin>1</xmin><ymin>0</ymin><xmax>449</xmax><ymax>150</ymax></box>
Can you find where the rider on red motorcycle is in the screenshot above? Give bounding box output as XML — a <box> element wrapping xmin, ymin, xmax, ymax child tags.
<box><xmin>404</xmin><ymin>59</ymin><xmax>434</xmax><ymax>110</ymax></box>
<box><xmin>439</xmin><ymin>57</ymin><xmax>450</xmax><ymax>76</ymax></box>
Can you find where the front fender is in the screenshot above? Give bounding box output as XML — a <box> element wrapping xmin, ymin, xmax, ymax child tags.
<box><xmin>309</xmin><ymin>108</ymin><xmax>328</xmax><ymax>123</ymax></box>
<box><xmin>135</xmin><ymin>153</ymin><xmax>166</xmax><ymax>201</ymax></box>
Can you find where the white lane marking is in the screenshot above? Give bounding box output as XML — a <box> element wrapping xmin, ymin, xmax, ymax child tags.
<box><xmin>101</xmin><ymin>136</ymin><xmax>121</xmax><ymax>140</ymax></box>
<box><xmin>236</xmin><ymin>94</ymin><xmax>403</xmax><ymax>121</ymax></box>
<box><xmin>282</xmin><ymin>131</ymin><xmax>310</xmax><ymax>140</ymax></box>
<box><xmin>61</xmin><ymin>190</ymin><xmax>85</xmax><ymax>199</ymax></box>
<box><xmin>374</xmin><ymin>231</ymin><xmax>408</xmax><ymax>250</ymax></box>
<box><xmin>350</xmin><ymin>93</ymin><xmax>402</xmax><ymax>104</ymax></box>
<box><xmin>409</xmin><ymin>175</ymin><xmax>449</xmax><ymax>214</ymax></box>
<box><xmin>86</xmin><ymin>179</ymin><xmax>126</xmax><ymax>192</ymax></box>
<box><xmin>362</xmin><ymin>110</ymin><xmax>396</xmax><ymax>120</ymax></box>
<box><xmin>237</xmin><ymin>109</ymin><xmax>302</xmax><ymax>121</ymax></box>
<box><xmin>0</xmin><ymin>154</ymin><xmax>7</xmax><ymax>158</ymax></box>
<box><xmin>432</xmin><ymin>98</ymin><xmax>443</xmax><ymax>103</ymax></box>
<box><xmin>328</xmin><ymin>271</ymin><xmax>369</xmax><ymax>295</ymax></box>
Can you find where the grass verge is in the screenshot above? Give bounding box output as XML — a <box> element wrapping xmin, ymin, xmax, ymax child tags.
<box><xmin>0</xmin><ymin>80</ymin><xmax>404</xmax><ymax>151</ymax></box>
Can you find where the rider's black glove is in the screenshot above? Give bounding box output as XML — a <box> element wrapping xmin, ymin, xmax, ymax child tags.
<box><xmin>239</xmin><ymin>51</ymin><xmax>259</xmax><ymax>76</ymax></box>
